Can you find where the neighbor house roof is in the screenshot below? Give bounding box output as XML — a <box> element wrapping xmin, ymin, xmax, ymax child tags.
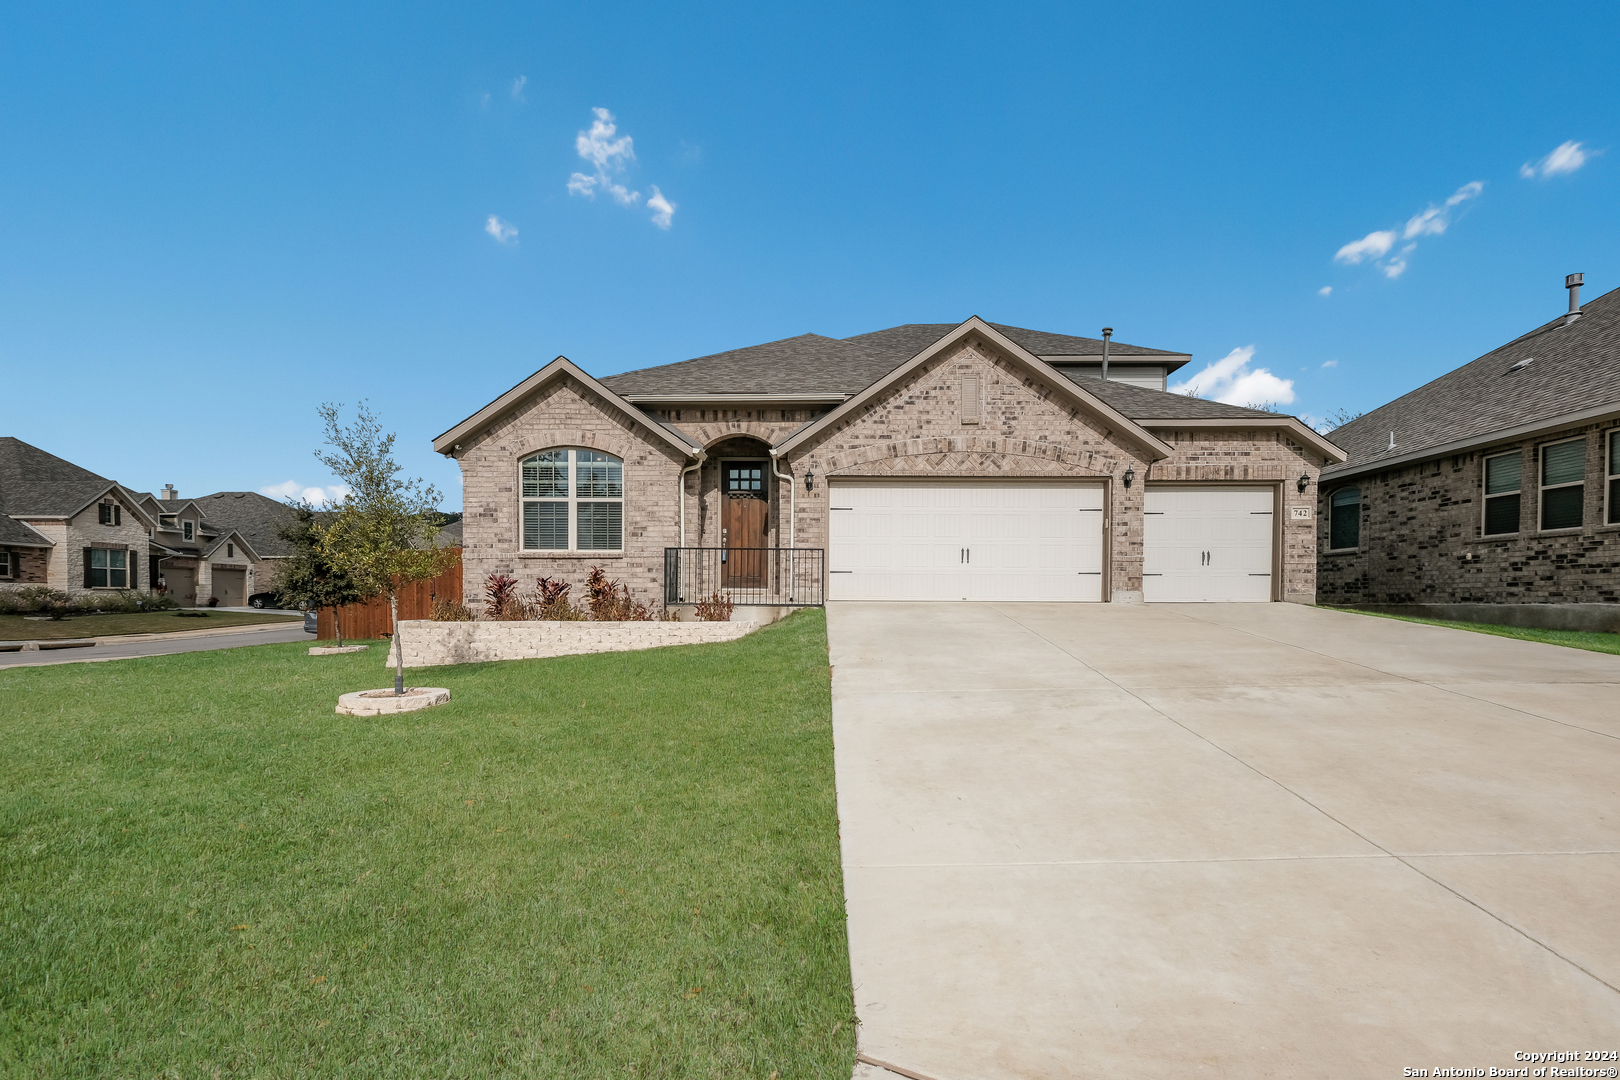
<box><xmin>0</xmin><ymin>436</ymin><xmax>120</xmax><ymax>520</ymax></box>
<box><xmin>190</xmin><ymin>492</ymin><xmax>299</xmax><ymax>558</ymax></box>
<box><xmin>1324</xmin><ymin>284</ymin><xmax>1620</xmax><ymax>480</ymax></box>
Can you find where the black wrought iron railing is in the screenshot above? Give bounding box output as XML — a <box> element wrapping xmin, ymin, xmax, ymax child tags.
<box><xmin>663</xmin><ymin>548</ymin><xmax>825</xmax><ymax>607</ymax></box>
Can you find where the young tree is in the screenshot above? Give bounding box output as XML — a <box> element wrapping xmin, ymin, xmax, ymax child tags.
<box><xmin>314</xmin><ymin>402</ymin><xmax>457</xmax><ymax>695</ymax></box>
<box><xmin>270</xmin><ymin>501</ymin><xmax>366</xmax><ymax>647</ymax></box>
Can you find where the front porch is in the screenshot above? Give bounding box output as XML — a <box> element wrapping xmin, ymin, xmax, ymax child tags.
<box><xmin>663</xmin><ymin>547</ymin><xmax>826</xmax><ymax>607</ymax></box>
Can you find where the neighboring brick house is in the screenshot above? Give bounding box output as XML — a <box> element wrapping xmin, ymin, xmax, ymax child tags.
<box><xmin>0</xmin><ymin>437</ymin><xmax>158</xmax><ymax>593</ymax></box>
<box><xmin>1317</xmin><ymin>275</ymin><xmax>1620</xmax><ymax>629</ymax></box>
<box><xmin>0</xmin><ymin>436</ymin><xmax>295</xmax><ymax>604</ymax></box>
<box><xmin>434</xmin><ymin>317</ymin><xmax>1345</xmax><ymax>610</ymax></box>
<box><xmin>131</xmin><ymin>488</ymin><xmax>296</xmax><ymax>606</ymax></box>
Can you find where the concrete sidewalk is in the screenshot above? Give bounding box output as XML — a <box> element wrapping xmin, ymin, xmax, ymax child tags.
<box><xmin>829</xmin><ymin>602</ymin><xmax>1620</xmax><ymax>1079</ymax></box>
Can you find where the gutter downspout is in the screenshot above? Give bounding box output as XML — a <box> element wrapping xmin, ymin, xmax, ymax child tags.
<box><xmin>768</xmin><ymin>449</ymin><xmax>796</xmax><ymax>601</ymax></box>
<box><xmin>679</xmin><ymin>449</ymin><xmax>706</xmax><ymax>548</ymax></box>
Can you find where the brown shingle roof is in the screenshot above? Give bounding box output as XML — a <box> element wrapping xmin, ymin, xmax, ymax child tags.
<box><xmin>1324</xmin><ymin>284</ymin><xmax>1620</xmax><ymax>477</ymax></box>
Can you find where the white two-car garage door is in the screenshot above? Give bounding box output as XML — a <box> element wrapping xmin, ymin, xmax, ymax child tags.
<box><xmin>1143</xmin><ymin>486</ymin><xmax>1276</xmax><ymax>602</ymax></box>
<box><xmin>827</xmin><ymin>480</ymin><xmax>1105</xmax><ymax>601</ymax></box>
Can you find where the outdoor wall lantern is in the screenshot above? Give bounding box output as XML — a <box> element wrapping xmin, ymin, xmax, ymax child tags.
<box><xmin>804</xmin><ymin>469</ymin><xmax>815</xmax><ymax>492</ymax></box>
<box><xmin>1297</xmin><ymin>471</ymin><xmax>1311</xmax><ymax>493</ymax></box>
<box><xmin>1122</xmin><ymin>466</ymin><xmax>1135</xmax><ymax>488</ymax></box>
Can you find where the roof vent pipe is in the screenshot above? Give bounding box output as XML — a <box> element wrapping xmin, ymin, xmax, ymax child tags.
<box><xmin>1564</xmin><ymin>273</ymin><xmax>1584</xmax><ymax>326</ymax></box>
<box><xmin>1100</xmin><ymin>327</ymin><xmax>1113</xmax><ymax>382</ymax></box>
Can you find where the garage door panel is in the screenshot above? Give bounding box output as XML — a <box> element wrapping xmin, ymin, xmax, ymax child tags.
<box><xmin>829</xmin><ymin>481</ymin><xmax>1104</xmax><ymax>602</ymax></box>
<box><xmin>1143</xmin><ymin>487</ymin><xmax>1275</xmax><ymax>603</ymax></box>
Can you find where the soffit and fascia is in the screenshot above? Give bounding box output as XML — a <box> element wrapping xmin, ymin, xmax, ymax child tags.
<box><xmin>1321</xmin><ymin>401</ymin><xmax>1620</xmax><ymax>483</ymax></box>
<box><xmin>1134</xmin><ymin>417</ymin><xmax>1348</xmax><ymax>464</ymax></box>
<box><xmin>432</xmin><ymin>357</ymin><xmax>704</xmax><ymax>458</ymax></box>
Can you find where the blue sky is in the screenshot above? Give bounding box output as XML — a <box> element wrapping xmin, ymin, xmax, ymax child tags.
<box><xmin>2</xmin><ymin>2</ymin><xmax>1615</xmax><ymax>510</ymax></box>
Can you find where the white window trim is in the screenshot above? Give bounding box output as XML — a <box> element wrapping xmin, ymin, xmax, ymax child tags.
<box><xmin>1325</xmin><ymin>486</ymin><xmax>1362</xmax><ymax>553</ymax></box>
<box><xmin>1538</xmin><ymin>436</ymin><xmax>1587</xmax><ymax>533</ymax></box>
<box><xmin>519</xmin><ymin>448</ymin><xmax>625</xmax><ymax>553</ymax></box>
<box><xmin>1481</xmin><ymin>450</ymin><xmax>1522</xmax><ymax>537</ymax></box>
<box><xmin>1608</xmin><ymin>429</ymin><xmax>1620</xmax><ymax>527</ymax></box>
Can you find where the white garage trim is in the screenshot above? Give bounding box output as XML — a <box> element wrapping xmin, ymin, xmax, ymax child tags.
<box><xmin>828</xmin><ymin>479</ymin><xmax>1108</xmax><ymax>602</ymax></box>
<box><xmin>1143</xmin><ymin>484</ymin><xmax>1280</xmax><ymax>603</ymax></box>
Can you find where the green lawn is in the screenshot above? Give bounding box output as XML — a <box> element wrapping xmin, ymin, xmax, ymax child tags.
<box><xmin>0</xmin><ymin>610</ymin><xmax>300</xmax><ymax>641</ymax></box>
<box><xmin>1332</xmin><ymin>608</ymin><xmax>1620</xmax><ymax>656</ymax></box>
<box><xmin>0</xmin><ymin>610</ymin><xmax>854</xmax><ymax>1078</ymax></box>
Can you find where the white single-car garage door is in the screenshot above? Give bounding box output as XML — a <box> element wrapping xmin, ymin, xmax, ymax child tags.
<box><xmin>828</xmin><ymin>480</ymin><xmax>1105</xmax><ymax>601</ymax></box>
<box><xmin>1143</xmin><ymin>486</ymin><xmax>1275</xmax><ymax>602</ymax></box>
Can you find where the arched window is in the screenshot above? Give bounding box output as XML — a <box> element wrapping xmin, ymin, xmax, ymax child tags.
<box><xmin>521</xmin><ymin>449</ymin><xmax>623</xmax><ymax>551</ymax></box>
<box><xmin>1329</xmin><ymin>487</ymin><xmax>1361</xmax><ymax>550</ymax></box>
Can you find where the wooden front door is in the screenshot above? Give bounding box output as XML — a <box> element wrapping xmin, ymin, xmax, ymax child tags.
<box><xmin>721</xmin><ymin>460</ymin><xmax>769</xmax><ymax>588</ymax></box>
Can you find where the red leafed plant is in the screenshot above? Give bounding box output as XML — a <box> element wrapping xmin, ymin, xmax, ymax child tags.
<box><xmin>585</xmin><ymin>565</ymin><xmax>654</xmax><ymax>621</ymax></box>
<box><xmin>693</xmin><ymin>591</ymin><xmax>734</xmax><ymax>622</ymax></box>
<box><xmin>484</xmin><ymin>572</ymin><xmax>519</xmax><ymax>619</ymax></box>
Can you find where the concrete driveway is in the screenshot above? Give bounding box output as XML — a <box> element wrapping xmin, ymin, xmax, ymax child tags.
<box><xmin>829</xmin><ymin>602</ymin><xmax>1620</xmax><ymax>1080</ymax></box>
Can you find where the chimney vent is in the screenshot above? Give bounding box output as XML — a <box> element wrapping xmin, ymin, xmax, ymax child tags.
<box><xmin>1100</xmin><ymin>327</ymin><xmax>1113</xmax><ymax>382</ymax></box>
<box><xmin>161</xmin><ymin>484</ymin><xmax>177</xmax><ymax>501</ymax></box>
<box><xmin>1564</xmin><ymin>272</ymin><xmax>1584</xmax><ymax>326</ymax></box>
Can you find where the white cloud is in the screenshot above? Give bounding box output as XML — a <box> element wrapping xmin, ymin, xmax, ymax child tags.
<box><xmin>1168</xmin><ymin>346</ymin><xmax>1296</xmax><ymax>407</ymax></box>
<box><xmin>1333</xmin><ymin>180</ymin><xmax>1483</xmax><ymax>280</ymax></box>
<box><xmin>1321</xmin><ymin>359</ymin><xmax>1338</xmax><ymax>369</ymax></box>
<box><xmin>510</xmin><ymin>75</ymin><xmax>527</xmax><ymax>101</ymax></box>
<box><xmin>1318</xmin><ymin>286</ymin><xmax>1332</xmax><ymax>297</ymax></box>
<box><xmin>566</xmin><ymin>107</ymin><xmax>676</xmax><ymax>228</ymax></box>
<box><xmin>1334</xmin><ymin>230</ymin><xmax>1396</xmax><ymax>265</ymax></box>
<box><xmin>484</xmin><ymin>215</ymin><xmax>518</xmax><ymax>244</ymax></box>
<box><xmin>260</xmin><ymin>481</ymin><xmax>350</xmax><ymax>506</ymax></box>
<box><xmin>646</xmin><ymin>186</ymin><xmax>676</xmax><ymax>229</ymax></box>
<box><xmin>1403</xmin><ymin>181</ymin><xmax>1483</xmax><ymax>239</ymax></box>
<box><xmin>1521</xmin><ymin>141</ymin><xmax>1589</xmax><ymax>179</ymax></box>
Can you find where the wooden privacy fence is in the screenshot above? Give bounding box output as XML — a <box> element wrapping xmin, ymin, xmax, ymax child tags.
<box><xmin>316</xmin><ymin>549</ymin><xmax>462</xmax><ymax>641</ymax></box>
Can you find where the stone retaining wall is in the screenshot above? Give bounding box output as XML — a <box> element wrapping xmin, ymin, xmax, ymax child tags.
<box><xmin>388</xmin><ymin>619</ymin><xmax>756</xmax><ymax>668</ymax></box>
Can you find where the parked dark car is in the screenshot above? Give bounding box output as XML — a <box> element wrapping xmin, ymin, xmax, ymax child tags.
<box><xmin>304</xmin><ymin>610</ymin><xmax>318</xmax><ymax>634</ymax></box>
<box><xmin>248</xmin><ymin>591</ymin><xmax>295</xmax><ymax>609</ymax></box>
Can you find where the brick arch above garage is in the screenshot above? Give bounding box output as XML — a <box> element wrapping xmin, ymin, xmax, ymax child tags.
<box><xmin>818</xmin><ymin>435</ymin><xmax>1138</xmax><ymax>477</ymax></box>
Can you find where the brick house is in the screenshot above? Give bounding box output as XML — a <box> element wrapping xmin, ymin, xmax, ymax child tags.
<box><xmin>1316</xmin><ymin>275</ymin><xmax>1620</xmax><ymax>629</ymax></box>
<box><xmin>0</xmin><ymin>437</ymin><xmax>292</xmax><ymax>603</ymax></box>
<box><xmin>434</xmin><ymin>318</ymin><xmax>1345</xmax><ymax>610</ymax></box>
<box><xmin>131</xmin><ymin>488</ymin><xmax>296</xmax><ymax>606</ymax></box>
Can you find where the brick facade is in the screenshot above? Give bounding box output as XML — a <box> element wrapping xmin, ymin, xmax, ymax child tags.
<box><xmin>21</xmin><ymin>493</ymin><xmax>153</xmax><ymax>593</ymax></box>
<box><xmin>1317</xmin><ymin>419</ymin><xmax>1620</xmax><ymax>605</ymax></box>
<box><xmin>453</xmin><ymin>373</ymin><xmax>689</xmax><ymax>607</ymax></box>
<box><xmin>455</xmin><ymin>331</ymin><xmax>1331</xmax><ymax>606</ymax></box>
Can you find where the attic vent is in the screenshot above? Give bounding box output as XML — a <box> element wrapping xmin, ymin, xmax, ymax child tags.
<box><xmin>962</xmin><ymin>375</ymin><xmax>981</xmax><ymax>425</ymax></box>
<box><xmin>1509</xmin><ymin>357</ymin><xmax>1534</xmax><ymax>373</ymax></box>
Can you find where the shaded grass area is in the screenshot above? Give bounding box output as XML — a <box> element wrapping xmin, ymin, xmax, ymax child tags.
<box><xmin>0</xmin><ymin>610</ymin><xmax>853</xmax><ymax>1078</ymax></box>
<box><xmin>1332</xmin><ymin>608</ymin><xmax>1620</xmax><ymax>656</ymax></box>
<box><xmin>0</xmin><ymin>611</ymin><xmax>300</xmax><ymax>641</ymax></box>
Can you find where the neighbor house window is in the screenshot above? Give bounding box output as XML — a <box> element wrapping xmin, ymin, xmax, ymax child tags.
<box><xmin>1539</xmin><ymin>437</ymin><xmax>1586</xmax><ymax>531</ymax></box>
<box><xmin>521</xmin><ymin>449</ymin><xmax>623</xmax><ymax>551</ymax></box>
<box><xmin>0</xmin><ymin>551</ymin><xmax>11</xmax><ymax>578</ymax></box>
<box><xmin>1608</xmin><ymin>431</ymin><xmax>1619</xmax><ymax>526</ymax></box>
<box><xmin>183</xmin><ymin>520</ymin><xmax>194</xmax><ymax>541</ymax></box>
<box><xmin>1328</xmin><ymin>487</ymin><xmax>1361</xmax><ymax>550</ymax></box>
<box><xmin>1482</xmin><ymin>451</ymin><xmax>1522</xmax><ymax>536</ymax></box>
<box><xmin>88</xmin><ymin>548</ymin><xmax>127</xmax><ymax>588</ymax></box>
<box><xmin>98</xmin><ymin>502</ymin><xmax>121</xmax><ymax>525</ymax></box>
